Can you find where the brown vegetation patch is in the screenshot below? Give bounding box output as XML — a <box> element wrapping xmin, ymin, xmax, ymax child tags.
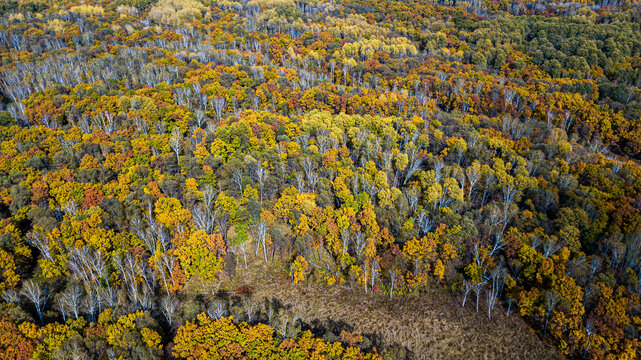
<box><xmin>236</xmin><ymin>259</ymin><xmax>560</xmax><ymax>360</ymax></box>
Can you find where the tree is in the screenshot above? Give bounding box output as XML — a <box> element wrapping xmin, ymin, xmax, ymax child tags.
<box><xmin>462</xmin><ymin>279</ymin><xmax>473</xmax><ymax>308</ymax></box>
<box><xmin>170</xmin><ymin>127</ymin><xmax>182</xmax><ymax>159</ymax></box>
<box><xmin>214</xmin><ymin>194</ymin><xmax>238</xmax><ymax>244</ymax></box>
<box><xmin>176</xmin><ymin>230</ymin><xmax>226</xmax><ymax>284</ymax></box>
<box><xmin>155</xmin><ymin>197</ymin><xmax>192</xmax><ymax>230</ymax></box>
<box><xmin>543</xmin><ymin>290</ymin><xmax>560</xmax><ymax>334</ymax></box>
<box><xmin>58</xmin><ymin>284</ymin><xmax>83</xmax><ymax>320</ymax></box>
<box><xmin>212</xmin><ymin>97</ymin><xmax>227</xmax><ymax>121</ymax></box>
<box><xmin>486</xmin><ymin>268</ymin><xmax>505</xmax><ymax>319</ymax></box>
<box><xmin>291</xmin><ymin>256</ymin><xmax>309</xmax><ymax>284</ymax></box>
<box><xmin>0</xmin><ymin>316</ymin><xmax>36</xmax><ymax>360</ymax></box>
<box><xmin>254</xmin><ymin>220</ymin><xmax>270</xmax><ymax>263</ymax></box>
<box><xmin>21</xmin><ymin>279</ymin><xmax>50</xmax><ymax>324</ymax></box>
<box><xmin>473</xmin><ymin>280</ymin><xmax>486</xmax><ymax>313</ymax></box>
<box><xmin>0</xmin><ymin>249</ymin><xmax>19</xmax><ymax>292</ymax></box>
<box><xmin>161</xmin><ymin>295</ymin><xmax>179</xmax><ymax>329</ymax></box>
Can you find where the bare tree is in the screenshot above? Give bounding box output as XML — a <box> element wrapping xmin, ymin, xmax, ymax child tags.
<box><xmin>254</xmin><ymin>220</ymin><xmax>269</xmax><ymax>262</ymax></box>
<box><xmin>300</xmin><ymin>157</ymin><xmax>318</xmax><ymax>194</ymax></box>
<box><xmin>462</xmin><ymin>279</ymin><xmax>473</xmax><ymax>308</ymax></box>
<box><xmin>55</xmin><ymin>296</ymin><xmax>68</xmax><ymax>322</ymax></box>
<box><xmin>416</xmin><ymin>210</ymin><xmax>434</xmax><ymax>236</ymax></box>
<box><xmin>161</xmin><ymin>295</ymin><xmax>179</xmax><ymax>328</ymax></box>
<box><xmin>244</xmin><ymin>296</ymin><xmax>255</xmax><ymax>323</ymax></box>
<box><xmin>361</xmin><ymin>177</ymin><xmax>379</xmax><ymax>200</ymax></box>
<box><xmin>404</xmin><ymin>187</ymin><xmax>419</xmax><ymax>215</ymax></box>
<box><xmin>91</xmin><ymin>111</ymin><xmax>116</xmax><ymax>135</ymax></box>
<box><xmin>2</xmin><ymin>289</ymin><xmax>20</xmax><ymax>305</ymax></box>
<box><xmin>505</xmin><ymin>295</ymin><xmax>516</xmax><ymax>317</ymax></box>
<box><xmin>588</xmin><ymin>256</ymin><xmax>602</xmax><ymax>282</ymax></box>
<box><xmin>192</xmin><ymin>204</ymin><xmax>215</xmax><ymax>233</ymax></box>
<box><xmin>584</xmin><ymin>320</ymin><xmax>594</xmax><ymax>358</ymax></box>
<box><xmin>202</xmin><ymin>184</ymin><xmax>217</xmax><ymax>210</ymax></box>
<box><xmin>82</xmin><ymin>289</ymin><xmax>99</xmax><ymax>322</ymax></box>
<box><xmin>169</xmin><ymin>127</ymin><xmax>182</xmax><ymax>159</ymax></box>
<box><xmin>212</xmin><ymin>96</ymin><xmax>227</xmax><ymax>121</ymax></box>
<box><xmin>501</xmin><ymin>183</ymin><xmax>518</xmax><ymax>203</ymax></box>
<box><xmin>610</xmin><ymin>240</ymin><xmax>626</xmax><ymax>271</ymax></box>
<box><xmin>21</xmin><ymin>279</ymin><xmax>50</xmax><ymax>323</ymax></box>
<box><xmin>389</xmin><ymin>268</ymin><xmax>397</xmax><ymax>299</ymax></box>
<box><xmin>370</xmin><ymin>258</ymin><xmax>380</xmax><ymax>293</ymax></box>
<box><xmin>232</xmin><ymin>170</ymin><xmax>244</xmax><ymax>196</ymax></box>
<box><xmin>487</xmin><ymin>268</ymin><xmax>505</xmax><ymax>319</ymax></box>
<box><xmin>52</xmin><ymin>340</ymin><xmax>89</xmax><ymax>360</ymax></box>
<box><xmin>543</xmin><ymin>236</ymin><xmax>562</xmax><ymax>258</ymax></box>
<box><xmin>544</xmin><ymin>290</ymin><xmax>561</xmax><ymax>333</ymax></box>
<box><xmin>274</xmin><ymin>309</ymin><xmax>300</xmax><ymax>339</ymax></box>
<box><xmin>403</xmin><ymin>148</ymin><xmax>422</xmax><ymax>185</ymax></box>
<box><xmin>340</xmin><ymin>228</ymin><xmax>350</xmax><ymax>255</ymax></box>
<box><xmin>239</xmin><ymin>240</ymin><xmax>248</xmax><ymax>268</ymax></box>
<box><xmin>295</xmin><ymin>171</ymin><xmax>305</xmax><ymax>192</ymax></box>
<box><xmin>26</xmin><ymin>229</ymin><xmax>54</xmax><ymax>262</ymax></box>
<box><xmin>132</xmin><ymin>114</ymin><xmax>150</xmax><ymax>135</ymax></box>
<box><xmin>481</xmin><ymin>171</ymin><xmax>495</xmax><ymax>206</ymax></box>
<box><xmin>253</xmin><ymin>165</ymin><xmax>269</xmax><ymax>203</ymax></box>
<box><xmin>98</xmin><ymin>287</ymin><xmax>120</xmax><ymax>310</ymax></box>
<box><xmin>473</xmin><ymin>280</ymin><xmax>486</xmax><ymax>313</ymax></box>
<box><xmin>207</xmin><ymin>299</ymin><xmax>227</xmax><ymax>320</ymax></box>
<box><xmin>353</xmin><ymin>231</ymin><xmax>366</xmax><ymax>259</ymax></box>
<box><xmin>68</xmin><ymin>247</ymin><xmax>108</xmax><ymax>290</ymax></box>
<box><xmin>194</xmin><ymin>109</ymin><xmax>206</xmax><ymax>128</ymax></box>
<box><xmin>466</xmin><ymin>163</ymin><xmax>481</xmax><ymax>201</ymax></box>
<box><xmin>114</xmin><ymin>252</ymin><xmax>140</xmax><ymax>307</ymax></box>
<box><xmin>138</xmin><ymin>286</ymin><xmax>154</xmax><ymax>311</ymax></box>
<box><xmin>61</xmin><ymin>284</ymin><xmax>83</xmax><ymax>319</ymax></box>
<box><xmin>275</xmin><ymin>309</ymin><xmax>299</xmax><ymax>339</ymax></box>
<box><xmin>624</xmin><ymin>234</ymin><xmax>641</xmax><ymax>270</ymax></box>
<box><xmin>503</xmin><ymin>87</ymin><xmax>517</xmax><ymax>111</ymax></box>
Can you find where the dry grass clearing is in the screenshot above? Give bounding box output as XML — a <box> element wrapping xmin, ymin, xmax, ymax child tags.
<box><xmin>234</xmin><ymin>258</ymin><xmax>561</xmax><ymax>360</ymax></box>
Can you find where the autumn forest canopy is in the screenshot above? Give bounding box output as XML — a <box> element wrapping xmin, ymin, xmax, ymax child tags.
<box><xmin>0</xmin><ymin>0</ymin><xmax>640</xmax><ymax>358</ymax></box>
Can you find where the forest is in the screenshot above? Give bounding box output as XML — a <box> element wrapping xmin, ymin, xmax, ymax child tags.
<box><xmin>0</xmin><ymin>0</ymin><xmax>640</xmax><ymax>358</ymax></box>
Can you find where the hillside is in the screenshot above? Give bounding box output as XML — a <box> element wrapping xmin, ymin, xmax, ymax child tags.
<box><xmin>0</xmin><ymin>0</ymin><xmax>640</xmax><ymax>358</ymax></box>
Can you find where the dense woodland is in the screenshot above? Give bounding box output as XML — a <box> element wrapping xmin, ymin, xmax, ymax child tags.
<box><xmin>0</xmin><ymin>0</ymin><xmax>641</xmax><ymax>358</ymax></box>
